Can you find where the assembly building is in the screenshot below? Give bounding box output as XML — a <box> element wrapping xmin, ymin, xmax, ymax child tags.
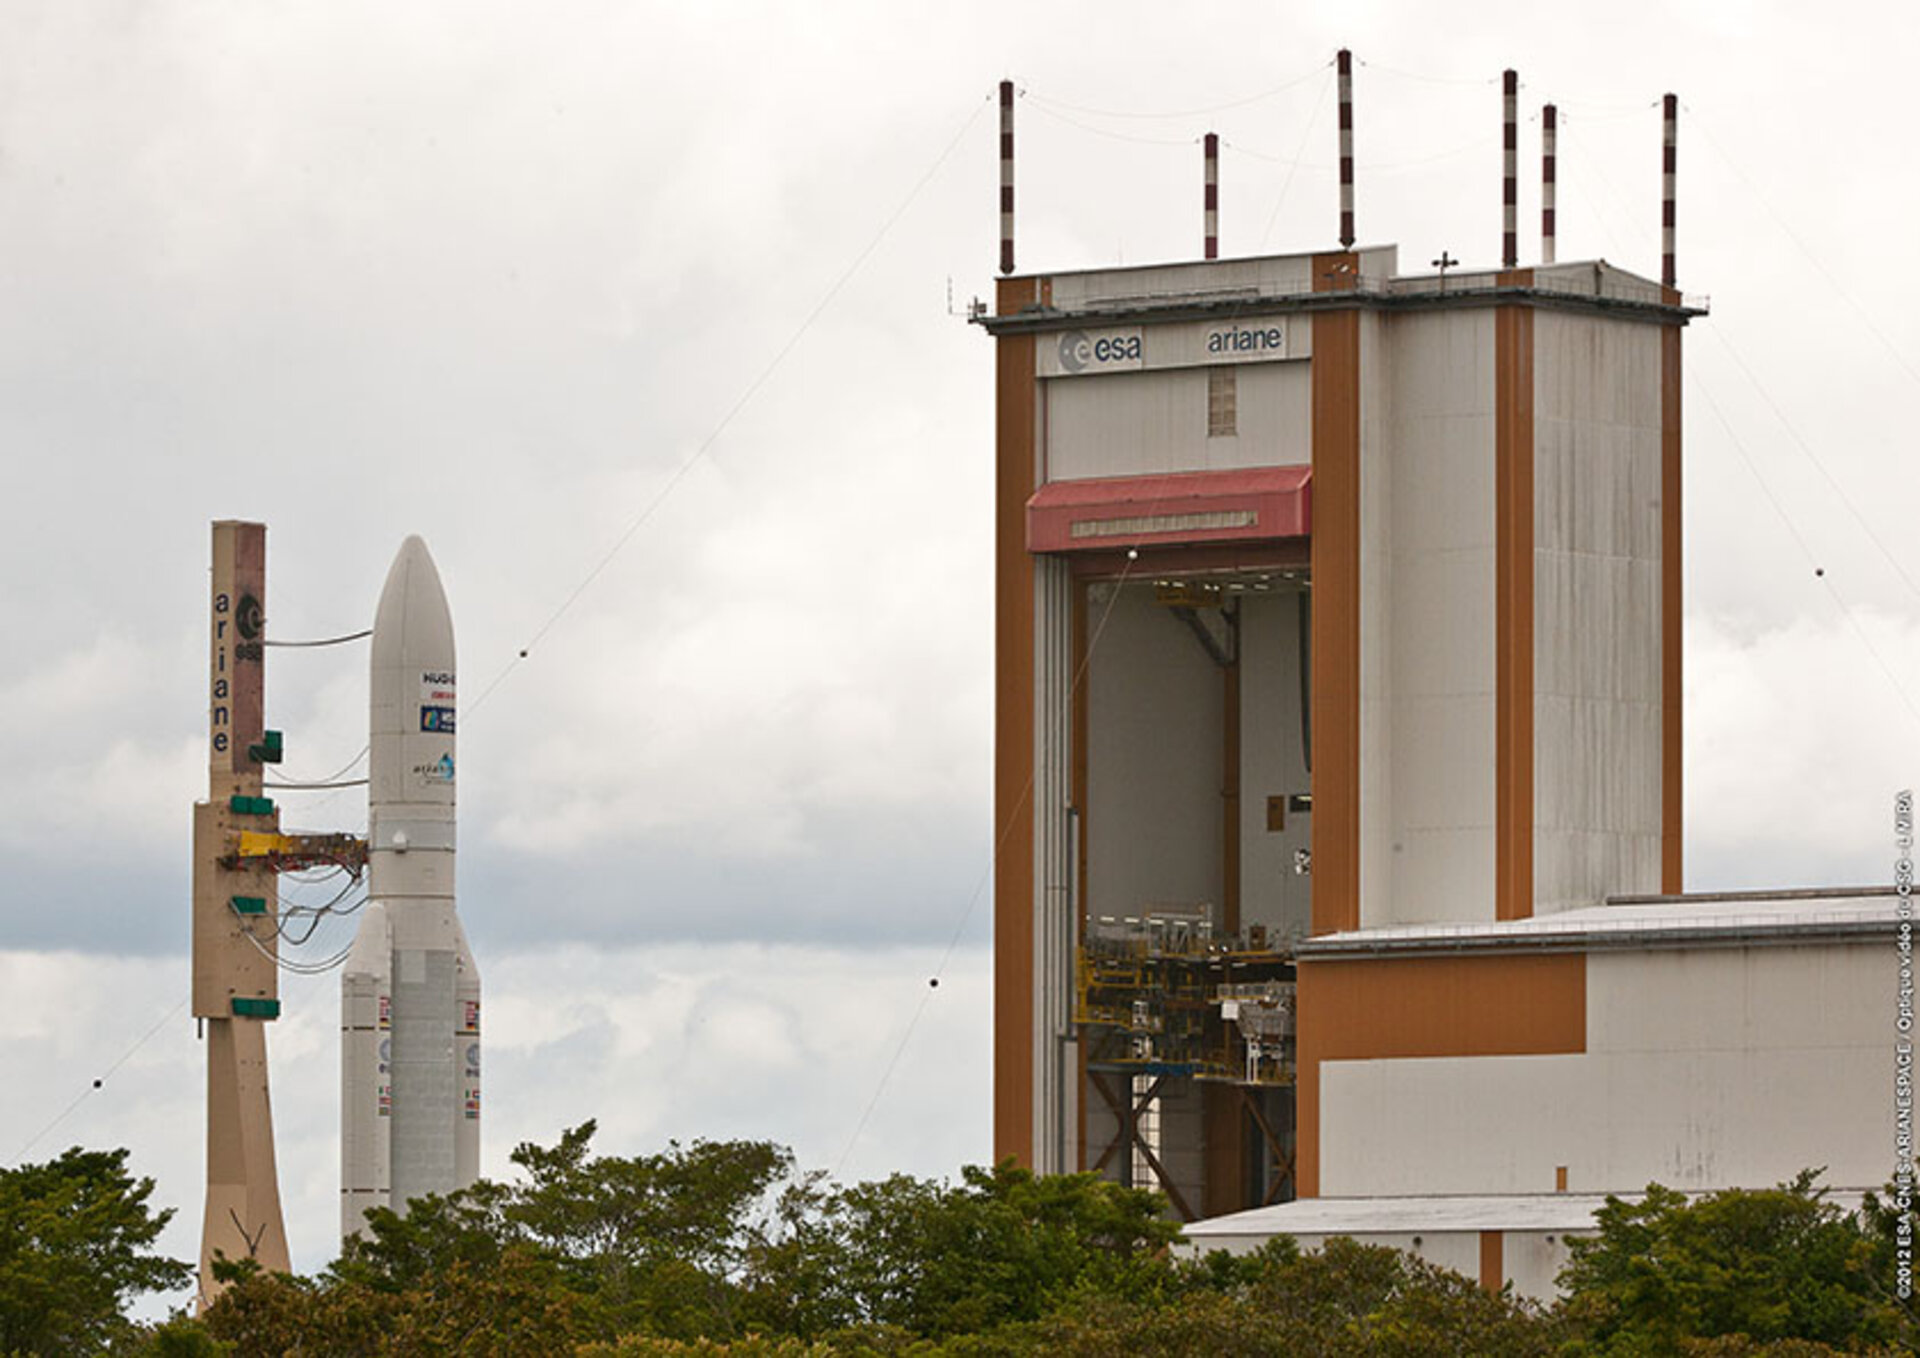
<box><xmin>979</xmin><ymin>64</ymin><xmax>1901</xmax><ymax>1297</ymax></box>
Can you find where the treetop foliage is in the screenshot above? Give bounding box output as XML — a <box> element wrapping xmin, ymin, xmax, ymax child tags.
<box><xmin>1556</xmin><ymin>1171</ymin><xmax>1917</xmax><ymax>1357</ymax></box>
<box><xmin>14</xmin><ymin>1129</ymin><xmax>1918</xmax><ymax>1355</ymax></box>
<box><xmin>0</xmin><ymin>1145</ymin><xmax>190</xmax><ymax>1356</ymax></box>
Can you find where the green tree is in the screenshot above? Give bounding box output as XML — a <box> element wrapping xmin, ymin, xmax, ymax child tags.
<box><xmin>202</xmin><ymin>1257</ymin><xmax>393</xmax><ymax>1358</ymax></box>
<box><xmin>503</xmin><ymin>1121</ymin><xmax>792</xmax><ymax>1339</ymax></box>
<box><xmin>208</xmin><ymin>1240</ymin><xmax>585</xmax><ymax>1357</ymax></box>
<box><xmin>981</xmin><ymin>1236</ymin><xmax>1553</xmax><ymax>1357</ymax></box>
<box><xmin>230</xmin><ymin>1122</ymin><xmax>795</xmax><ymax>1350</ymax></box>
<box><xmin>1856</xmin><ymin>1178</ymin><xmax>1920</xmax><ymax>1347</ymax></box>
<box><xmin>121</xmin><ymin>1311</ymin><xmax>233</xmax><ymax>1357</ymax></box>
<box><xmin>1557</xmin><ymin>1173</ymin><xmax>1905</xmax><ymax>1354</ymax></box>
<box><xmin>577</xmin><ymin>1338</ymin><xmax>835</xmax><ymax>1357</ymax></box>
<box><xmin>745</xmin><ymin>1159</ymin><xmax>1180</xmax><ymax>1340</ymax></box>
<box><xmin>331</xmin><ymin>1186</ymin><xmax>510</xmax><ymax>1296</ymax></box>
<box><xmin>0</xmin><ymin>1146</ymin><xmax>191</xmax><ymax>1355</ymax></box>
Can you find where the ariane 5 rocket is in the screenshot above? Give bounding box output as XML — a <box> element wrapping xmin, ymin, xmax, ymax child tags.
<box><xmin>342</xmin><ymin>537</ymin><xmax>479</xmax><ymax>1239</ymax></box>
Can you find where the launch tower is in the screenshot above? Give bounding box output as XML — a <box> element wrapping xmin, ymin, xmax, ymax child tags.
<box><xmin>191</xmin><ymin>521</ymin><xmax>293</xmax><ymax>1295</ymax></box>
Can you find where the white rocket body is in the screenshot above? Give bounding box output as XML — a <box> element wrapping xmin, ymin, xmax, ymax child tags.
<box><xmin>341</xmin><ymin>536</ymin><xmax>479</xmax><ymax>1239</ymax></box>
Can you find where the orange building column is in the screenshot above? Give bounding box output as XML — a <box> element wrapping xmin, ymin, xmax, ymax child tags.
<box><xmin>1494</xmin><ymin>280</ymin><xmax>1535</xmax><ymax>921</ymax></box>
<box><xmin>1308</xmin><ymin>255</ymin><xmax>1361</xmax><ymax>939</ymax></box>
<box><xmin>992</xmin><ymin>276</ymin><xmax>1040</xmax><ymax>1165</ymax></box>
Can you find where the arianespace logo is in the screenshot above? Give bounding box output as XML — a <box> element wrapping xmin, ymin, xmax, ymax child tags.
<box><xmin>1057</xmin><ymin>328</ymin><xmax>1142</xmax><ymax>374</ymax></box>
<box><xmin>411</xmin><ymin>753</ymin><xmax>455</xmax><ymax>784</ymax></box>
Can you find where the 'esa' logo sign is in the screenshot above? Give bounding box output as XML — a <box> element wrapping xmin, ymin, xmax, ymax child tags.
<box><xmin>1056</xmin><ymin>328</ymin><xmax>1143</xmax><ymax>374</ymax></box>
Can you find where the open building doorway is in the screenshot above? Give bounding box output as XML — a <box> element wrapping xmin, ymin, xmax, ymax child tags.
<box><xmin>1076</xmin><ymin>570</ymin><xmax>1310</xmax><ymax>1217</ymax></box>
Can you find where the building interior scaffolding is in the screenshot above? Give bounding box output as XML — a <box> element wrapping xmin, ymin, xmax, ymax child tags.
<box><xmin>1076</xmin><ymin>911</ymin><xmax>1298</xmax><ymax>1218</ymax></box>
<box><xmin>1072</xmin><ymin>571</ymin><xmax>1312</xmax><ymax>1219</ymax></box>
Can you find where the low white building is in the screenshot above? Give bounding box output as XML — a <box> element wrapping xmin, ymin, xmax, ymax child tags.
<box><xmin>1185</xmin><ymin>889</ymin><xmax>1898</xmax><ymax>1296</ymax></box>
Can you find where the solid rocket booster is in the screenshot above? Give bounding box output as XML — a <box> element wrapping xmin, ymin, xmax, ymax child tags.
<box><xmin>341</xmin><ymin>536</ymin><xmax>479</xmax><ymax>1239</ymax></box>
<box><xmin>340</xmin><ymin>900</ymin><xmax>391</xmax><ymax>1234</ymax></box>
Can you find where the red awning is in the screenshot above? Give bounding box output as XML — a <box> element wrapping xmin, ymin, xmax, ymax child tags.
<box><xmin>1026</xmin><ymin>466</ymin><xmax>1311</xmax><ymax>554</ymax></box>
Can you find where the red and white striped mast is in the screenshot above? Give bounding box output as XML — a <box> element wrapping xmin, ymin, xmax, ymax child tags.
<box><xmin>1502</xmin><ymin>69</ymin><xmax>1518</xmax><ymax>269</ymax></box>
<box><xmin>1337</xmin><ymin>49</ymin><xmax>1355</xmax><ymax>249</ymax></box>
<box><xmin>1662</xmin><ymin>93</ymin><xmax>1678</xmax><ymax>289</ymax></box>
<box><xmin>999</xmin><ymin>80</ymin><xmax>1015</xmax><ymax>276</ymax></box>
<box><xmin>1541</xmin><ymin>103</ymin><xmax>1557</xmax><ymax>264</ymax></box>
<box><xmin>1203</xmin><ymin>132</ymin><xmax>1219</xmax><ymax>259</ymax></box>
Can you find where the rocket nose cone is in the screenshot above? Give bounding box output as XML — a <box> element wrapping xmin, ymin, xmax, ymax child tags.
<box><xmin>382</xmin><ymin>536</ymin><xmax>439</xmax><ymax>595</ymax></box>
<box><xmin>343</xmin><ymin>900</ymin><xmax>394</xmax><ymax>977</ymax></box>
<box><xmin>372</xmin><ymin>536</ymin><xmax>454</xmax><ymax>661</ymax></box>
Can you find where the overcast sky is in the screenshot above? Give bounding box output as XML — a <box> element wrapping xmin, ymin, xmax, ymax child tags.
<box><xmin>5</xmin><ymin>0</ymin><xmax>1920</xmax><ymax>1302</ymax></box>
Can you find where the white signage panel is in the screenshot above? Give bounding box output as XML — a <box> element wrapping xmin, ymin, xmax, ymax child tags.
<box><xmin>1038</xmin><ymin>316</ymin><xmax>1310</xmax><ymax>377</ymax></box>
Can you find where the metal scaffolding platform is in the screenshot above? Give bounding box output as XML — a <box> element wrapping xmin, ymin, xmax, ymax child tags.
<box><xmin>1075</xmin><ymin>910</ymin><xmax>1298</xmax><ymax>1087</ymax></box>
<box><xmin>1076</xmin><ymin>910</ymin><xmax>1301</xmax><ymax>1217</ymax></box>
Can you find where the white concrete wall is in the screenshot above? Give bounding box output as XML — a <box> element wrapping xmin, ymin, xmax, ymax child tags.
<box><xmin>1032</xmin><ymin>557</ymin><xmax>1077</xmax><ymax>1174</ymax></box>
<box><xmin>1321</xmin><ymin>1052</ymin><xmax>1586</xmax><ymax>1196</ymax></box>
<box><xmin>1532</xmin><ymin>312</ymin><xmax>1665</xmax><ymax>911</ymax></box>
<box><xmin>1044</xmin><ymin>363</ymin><xmax>1310</xmax><ymax>482</ymax></box>
<box><xmin>1504</xmin><ymin>1229</ymin><xmax>1579</xmax><ymax>1302</ymax></box>
<box><xmin>1046</xmin><ymin>253</ymin><xmax>1325</xmax><ymax>310</ymax></box>
<box><xmin>1238</xmin><ymin>590</ymin><xmax>1312</xmax><ymax>938</ymax></box>
<box><xmin>1086</xmin><ymin>582</ymin><xmax>1223</xmax><ymax>921</ymax></box>
<box><xmin>1316</xmin><ymin>942</ymin><xmax>1894</xmax><ymax>1198</ymax></box>
<box><xmin>1181</xmin><ymin>1226</ymin><xmax>1581</xmax><ymax>1303</ymax></box>
<box><xmin>1365</xmin><ymin>309</ymin><xmax>1499</xmax><ymax>927</ymax></box>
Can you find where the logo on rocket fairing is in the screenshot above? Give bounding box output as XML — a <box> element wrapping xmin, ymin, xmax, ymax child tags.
<box><xmin>420</xmin><ymin>670</ymin><xmax>456</xmax><ymax>733</ymax></box>
<box><xmin>410</xmin><ymin>753</ymin><xmax>455</xmax><ymax>784</ymax></box>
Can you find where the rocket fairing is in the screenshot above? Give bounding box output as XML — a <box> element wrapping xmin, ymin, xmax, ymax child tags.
<box><xmin>341</xmin><ymin>536</ymin><xmax>480</xmax><ymax>1240</ymax></box>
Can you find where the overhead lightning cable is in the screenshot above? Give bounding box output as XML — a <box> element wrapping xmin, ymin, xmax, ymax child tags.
<box><xmin>1689</xmin><ymin>367</ymin><xmax>1920</xmax><ymax>732</ymax></box>
<box><xmin>9</xmin><ymin>997</ymin><xmax>189</xmax><ymax>1166</ymax></box>
<box><xmin>1228</xmin><ymin>131</ymin><xmax>1495</xmax><ymax>173</ymax></box>
<box><xmin>1022</xmin><ymin>100</ymin><xmax>1200</xmax><ymax>148</ymax></box>
<box><xmin>1020</xmin><ymin>60</ymin><xmax>1330</xmax><ymax>121</ymax></box>
<box><xmin>1355</xmin><ymin>57</ymin><xmax>1498</xmax><ymax>87</ymax></box>
<box><xmin>1686</xmin><ymin>103</ymin><xmax>1920</xmax><ymax>390</ymax></box>
<box><xmin>1256</xmin><ymin>68</ymin><xmax>1334</xmax><ymax>250</ymax></box>
<box><xmin>1703</xmin><ymin>323</ymin><xmax>1920</xmax><ymax>610</ymax></box>
<box><xmin>1566</xmin><ymin>104</ymin><xmax>1920</xmax><ymax>655</ymax></box>
<box><xmin>836</xmin><ymin>543</ymin><xmax>1154</xmax><ymax>1175</ymax></box>
<box><xmin>24</xmin><ymin>92</ymin><xmax>997</xmax><ymax>1186</ymax></box>
<box><xmin>466</xmin><ymin>91</ymin><xmax>993</xmax><ymax>721</ymax></box>
<box><xmin>1557</xmin><ymin>103</ymin><xmax>1920</xmax><ymax>728</ymax></box>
